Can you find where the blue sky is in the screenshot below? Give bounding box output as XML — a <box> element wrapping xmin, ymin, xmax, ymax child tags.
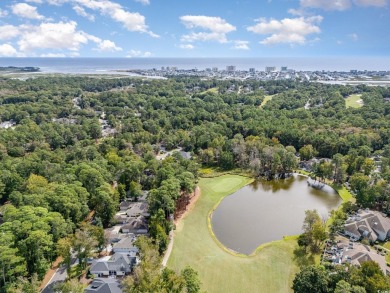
<box><xmin>0</xmin><ymin>0</ymin><xmax>389</xmax><ymax>57</ymax></box>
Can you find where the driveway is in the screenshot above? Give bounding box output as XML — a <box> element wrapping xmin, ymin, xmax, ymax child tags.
<box><xmin>41</xmin><ymin>265</ymin><xmax>67</xmax><ymax>293</ymax></box>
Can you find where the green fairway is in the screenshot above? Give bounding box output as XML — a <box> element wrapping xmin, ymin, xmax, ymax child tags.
<box><xmin>168</xmin><ymin>175</ymin><xmax>300</xmax><ymax>293</ymax></box>
<box><xmin>345</xmin><ymin>94</ymin><xmax>363</xmax><ymax>108</ymax></box>
<box><xmin>200</xmin><ymin>87</ymin><xmax>219</xmax><ymax>95</ymax></box>
<box><xmin>260</xmin><ymin>95</ymin><xmax>276</xmax><ymax>108</ymax></box>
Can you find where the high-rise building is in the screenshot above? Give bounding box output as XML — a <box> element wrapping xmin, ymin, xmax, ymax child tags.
<box><xmin>281</xmin><ymin>66</ymin><xmax>288</xmax><ymax>72</ymax></box>
<box><xmin>265</xmin><ymin>66</ymin><xmax>276</xmax><ymax>72</ymax></box>
<box><xmin>249</xmin><ymin>68</ymin><xmax>255</xmax><ymax>73</ymax></box>
<box><xmin>226</xmin><ymin>65</ymin><xmax>236</xmax><ymax>72</ymax></box>
<box><xmin>212</xmin><ymin>67</ymin><xmax>218</xmax><ymax>72</ymax></box>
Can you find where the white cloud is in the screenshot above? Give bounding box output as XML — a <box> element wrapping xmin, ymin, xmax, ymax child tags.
<box><xmin>25</xmin><ymin>0</ymin><xmax>43</xmax><ymax>3</ymax></box>
<box><xmin>40</xmin><ymin>53</ymin><xmax>66</xmax><ymax>57</ymax></box>
<box><xmin>181</xmin><ymin>32</ymin><xmax>230</xmax><ymax>43</ymax></box>
<box><xmin>0</xmin><ymin>9</ymin><xmax>8</xmax><ymax>17</ymax></box>
<box><xmin>12</xmin><ymin>3</ymin><xmax>44</xmax><ymax>20</ymax></box>
<box><xmin>179</xmin><ymin>44</ymin><xmax>194</xmax><ymax>49</ymax></box>
<box><xmin>74</xmin><ymin>0</ymin><xmax>158</xmax><ymax>37</ymax></box>
<box><xmin>180</xmin><ymin>15</ymin><xmax>236</xmax><ymax>44</ymax></box>
<box><xmin>126</xmin><ymin>49</ymin><xmax>152</xmax><ymax>57</ymax></box>
<box><xmin>180</xmin><ymin>15</ymin><xmax>236</xmax><ymax>33</ymax></box>
<box><xmin>0</xmin><ymin>44</ymin><xmax>19</xmax><ymax>57</ymax></box>
<box><xmin>47</xmin><ymin>0</ymin><xmax>68</xmax><ymax>5</ymax></box>
<box><xmin>299</xmin><ymin>0</ymin><xmax>387</xmax><ymax>10</ymax></box>
<box><xmin>348</xmin><ymin>33</ymin><xmax>358</xmax><ymax>41</ymax></box>
<box><xmin>134</xmin><ymin>0</ymin><xmax>150</xmax><ymax>5</ymax></box>
<box><xmin>247</xmin><ymin>16</ymin><xmax>322</xmax><ymax>45</ymax></box>
<box><xmin>288</xmin><ymin>8</ymin><xmax>309</xmax><ymax>16</ymax></box>
<box><xmin>233</xmin><ymin>40</ymin><xmax>250</xmax><ymax>50</ymax></box>
<box><xmin>0</xmin><ymin>19</ymin><xmax>122</xmax><ymax>56</ymax></box>
<box><xmin>0</xmin><ymin>25</ymin><xmax>20</xmax><ymax>40</ymax></box>
<box><xmin>73</xmin><ymin>5</ymin><xmax>95</xmax><ymax>21</ymax></box>
<box><xmin>17</xmin><ymin>21</ymin><xmax>96</xmax><ymax>52</ymax></box>
<box><xmin>96</xmin><ymin>39</ymin><xmax>122</xmax><ymax>51</ymax></box>
<box><xmin>300</xmin><ymin>0</ymin><xmax>351</xmax><ymax>10</ymax></box>
<box><xmin>354</xmin><ymin>0</ymin><xmax>387</xmax><ymax>6</ymax></box>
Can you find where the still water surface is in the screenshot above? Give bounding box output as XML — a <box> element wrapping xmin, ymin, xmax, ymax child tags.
<box><xmin>211</xmin><ymin>175</ymin><xmax>342</xmax><ymax>255</ymax></box>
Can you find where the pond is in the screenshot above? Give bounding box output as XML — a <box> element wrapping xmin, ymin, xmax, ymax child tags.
<box><xmin>210</xmin><ymin>174</ymin><xmax>342</xmax><ymax>255</ymax></box>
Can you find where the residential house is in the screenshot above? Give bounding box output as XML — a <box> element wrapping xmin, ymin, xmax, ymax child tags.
<box><xmin>125</xmin><ymin>202</ymin><xmax>149</xmax><ymax>218</ymax></box>
<box><xmin>90</xmin><ymin>252</ymin><xmax>136</xmax><ymax>277</ymax></box>
<box><xmin>298</xmin><ymin>158</ymin><xmax>320</xmax><ymax>172</ymax></box>
<box><xmin>119</xmin><ymin>201</ymin><xmax>132</xmax><ymax>211</ymax></box>
<box><xmin>106</xmin><ymin>230</ymin><xmax>127</xmax><ymax>243</ymax></box>
<box><xmin>344</xmin><ymin>210</ymin><xmax>390</xmax><ymax>242</ymax></box>
<box><xmin>120</xmin><ymin>216</ymin><xmax>148</xmax><ymax>234</ymax></box>
<box><xmin>115</xmin><ymin>201</ymin><xmax>149</xmax><ymax>224</ymax></box>
<box><xmin>112</xmin><ymin>236</ymin><xmax>138</xmax><ymax>254</ymax></box>
<box><xmin>328</xmin><ymin>239</ymin><xmax>390</xmax><ymax>275</ymax></box>
<box><xmin>178</xmin><ymin>151</ymin><xmax>192</xmax><ymax>160</ymax></box>
<box><xmin>85</xmin><ymin>278</ymin><xmax>122</xmax><ymax>293</ymax></box>
<box><xmin>114</xmin><ymin>214</ymin><xmax>128</xmax><ymax>225</ymax></box>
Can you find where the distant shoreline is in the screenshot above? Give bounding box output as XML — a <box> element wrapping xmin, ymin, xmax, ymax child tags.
<box><xmin>1</xmin><ymin>57</ymin><xmax>390</xmax><ymax>72</ymax></box>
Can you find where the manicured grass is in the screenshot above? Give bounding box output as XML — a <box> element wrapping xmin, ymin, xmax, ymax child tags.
<box><xmin>260</xmin><ymin>95</ymin><xmax>276</xmax><ymax>108</ymax></box>
<box><xmin>168</xmin><ymin>175</ymin><xmax>300</xmax><ymax>293</ymax></box>
<box><xmin>345</xmin><ymin>94</ymin><xmax>363</xmax><ymax>108</ymax></box>
<box><xmin>331</xmin><ymin>184</ymin><xmax>355</xmax><ymax>203</ymax></box>
<box><xmin>296</xmin><ymin>169</ymin><xmax>311</xmax><ymax>176</ymax></box>
<box><xmin>200</xmin><ymin>87</ymin><xmax>219</xmax><ymax>95</ymax></box>
<box><xmin>382</xmin><ymin>241</ymin><xmax>390</xmax><ymax>251</ymax></box>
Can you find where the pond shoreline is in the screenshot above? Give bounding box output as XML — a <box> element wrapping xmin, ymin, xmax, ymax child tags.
<box><xmin>168</xmin><ymin>174</ymin><xmax>302</xmax><ymax>293</ymax></box>
<box><xmin>208</xmin><ymin>173</ymin><xmax>342</xmax><ymax>256</ymax></box>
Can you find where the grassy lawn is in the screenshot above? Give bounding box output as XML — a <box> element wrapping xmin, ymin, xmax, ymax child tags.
<box><xmin>383</xmin><ymin>241</ymin><xmax>390</xmax><ymax>251</ymax></box>
<box><xmin>260</xmin><ymin>95</ymin><xmax>276</xmax><ymax>108</ymax></box>
<box><xmin>331</xmin><ymin>184</ymin><xmax>355</xmax><ymax>203</ymax></box>
<box><xmin>345</xmin><ymin>94</ymin><xmax>363</xmax><ymax>108</ymax></box>
<box><xmin>168</xmin><ymin>175</ymin><xmax>300</xmax><ymax>293</ymax></box>
<box><xmin>200</xmin><ymin>87</ymin><xmax>219</xmax><ymax>95</ymax></box>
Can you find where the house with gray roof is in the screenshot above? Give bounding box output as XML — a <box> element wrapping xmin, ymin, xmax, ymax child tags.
<box><xmin>90</xmin><ymin>252</ymin><xmax>136</xmax><ymax>277</ymax></box>
<box><xmin>342</xmin><ymin>243</ymin><xmax>389</xmax><ymax>275</ymax></box>
<box><xmin>121</xmin><ymin>216</ymin><xmax>148</xmax><ymax>234</ymax></box>
<box><xmin>119</xmin><ymin>201</ymin><xmax>132</xmax><ymax>211</ymax></box>
<box><xmin>125</xmin><ymin>202</ymin><xmax>149</xmax><ymax>218</ymax></box>
<box><xmin>85</xmin><ymin>278</ymin><xmax>122</xmax><ymax>293</ymax></box>
<box><xmin>327</xmin><ymin>237</ymin><xmax>390</xmax><ymax>275</ymax></box>
<box><xmin>112</xmin><ymin>236</ymin><xmax>139</xmax><ymax>254</ymax></box>
<box><xmin>178</xmin><ymin>151</ymin><xmax>192</xmax><ymax>160</ymax></box>
<box><xmin>344</xmin><ymin>210</ymin><xmax>390</xmax><ymax>242</ymax></box>
<box><xmin>115</xmin><ymin>201</ymin><xmax>149</xmax><ymax>225</ymax></box>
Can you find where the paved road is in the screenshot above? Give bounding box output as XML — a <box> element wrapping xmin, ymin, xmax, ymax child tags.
<box><xmin>41</xmin><ymin>265</ymin><xmax>67</xmax><ymax>293</ymax></box>
<box><xmin>162</xmin><ymin>231</ymin><xmax>174</xmax><ymax>267</ymax></box>
<box><xmin>41</xmin><ymin>257</ymin><xmax>78</xmax><ymax>293</ymax></box>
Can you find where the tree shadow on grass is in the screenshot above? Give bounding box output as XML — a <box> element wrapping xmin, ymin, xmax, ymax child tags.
<box><xmin>293</xmin><ymin>247</ymin><xmax>316</xmax><ymax>268</ymax></box>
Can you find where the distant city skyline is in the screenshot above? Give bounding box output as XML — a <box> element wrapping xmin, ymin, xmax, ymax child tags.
<box><xmin>0</xmin><ymin>0</ymin><xmax>389</xmax><ymax>58</ymax></box>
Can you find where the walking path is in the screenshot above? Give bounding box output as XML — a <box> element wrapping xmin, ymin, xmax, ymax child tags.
<box><xmin>162</xmin><ymin>186</ymin><xmax>201</xmax><ymax>267</ymax></box>
<box><xmin>162</xmin><ymin>231</ymin><xmax>174</xmax><ymax>267</ymax></box>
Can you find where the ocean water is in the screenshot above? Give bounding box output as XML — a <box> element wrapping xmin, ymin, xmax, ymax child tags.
<box><xmin>0</xmin><ymin>57</ymin><xmax>389</xmax><ymax>74</ymax></box>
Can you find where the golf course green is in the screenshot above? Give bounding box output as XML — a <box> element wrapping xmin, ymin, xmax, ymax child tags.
<box><xmin>167</xmin><ymin>174</ymin><xmax>300</xmax><ymax>293</ymax></box>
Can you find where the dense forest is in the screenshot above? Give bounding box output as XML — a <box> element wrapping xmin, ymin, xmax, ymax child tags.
<box><xmin>0</xmin><ymin>76</ymin><xmax>389</xmax><ymax>292</ymax></box>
